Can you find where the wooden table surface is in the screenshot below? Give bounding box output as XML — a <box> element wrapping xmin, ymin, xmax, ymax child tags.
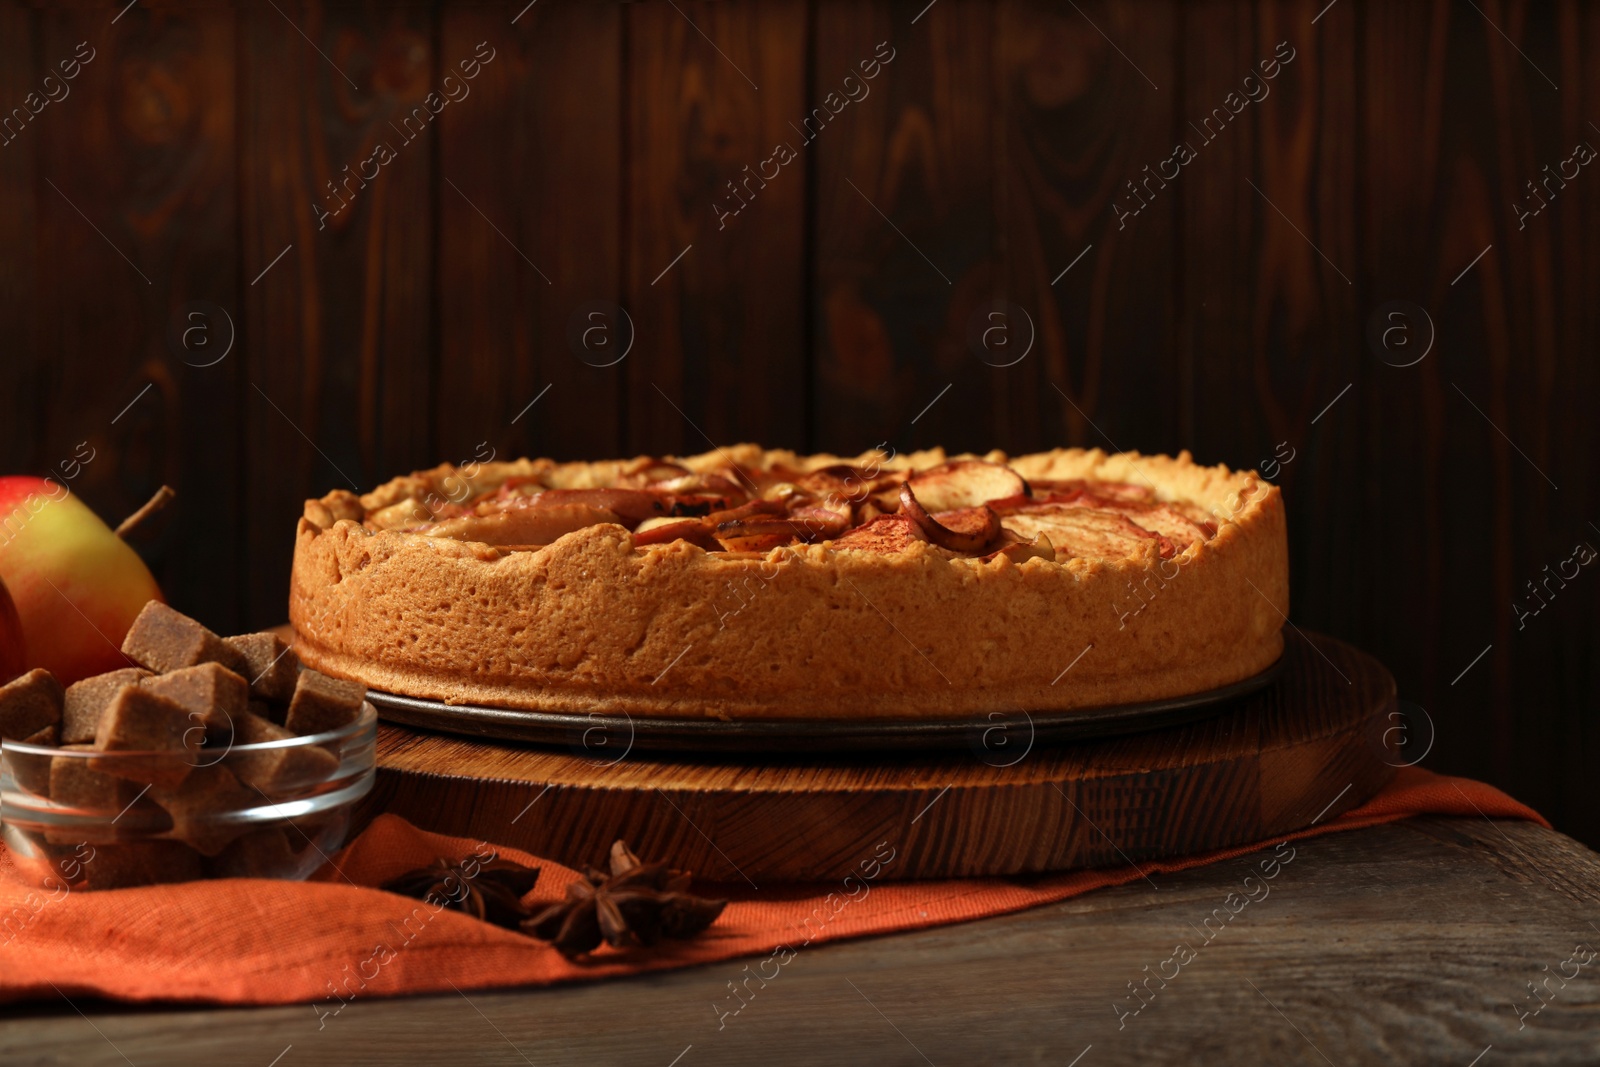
<box><xmin>3</xmin><ymin>816</ymin><xmax>1598</xmax><ymax>1065</ymax></box>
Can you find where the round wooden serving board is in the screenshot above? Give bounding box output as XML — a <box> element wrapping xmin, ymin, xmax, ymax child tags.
<box><xmin>361</xmin><ymin>631</ymin><xmax>1398</xmax><ymax>881</ymax></box>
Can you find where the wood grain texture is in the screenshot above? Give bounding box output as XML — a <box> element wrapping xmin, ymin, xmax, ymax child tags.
<box><xmin>1550</xmin><ymin>0</ymin><xmax>1600</xmax><ymax>848</ymax></box>
<box><xmin>360</xmin><ymin>631</ymin><xmax>1396</xmax><ymax>880</ymax></box>
<box><xmin>626</xmin><ymin>0</ymin><xmax>809</xmax><ymax>455</ymax></box>
<box><xmin>1457</xmin><ymin>0</ymin><xmax>1580</xmax><ymax>837</ymax></box>
<box><xmin>811</xmin><ymin>0</ymin><xmax>999</xmax><ymax>456</ymax></box>
<box><xmin>1361</xmin><ymin>0</ymin><xmax>1460</xmax><ymax>799</ymax></box>
<box><xmin>1363</xmin><ymin>0</ymin><xmax>1593</xmax><ymax>845</ymax></box>
<box><xmin>240</xmin><ymin>0</ymin><xmax>437</xmax><ymax>629</ymax></box>
<box><xmin>6</xmin><ymin>818</ymin><xmax>1600</xmax><ymax>1064</ymax></box>
<box><xmin>437</xmin><ymin>3</ymin><xmax>623</xmax><ymax>465</ymax></box>
<box><xmin>0</xmin><ymin>1</ymin><xmax>37</xmax><ymax>477</ymax></box>
<box><xmin>995</xmin><ymin>0</ymin><xmax>1179</xmax><ymax>457</ymax></box>
<box><xmin>1179</xmin><ymin>0</ymin><xmax>1363</xmax><ymax>641</ymax></box>
<box><xmin>32</xmin><ymin>2</ymin><xmax>243</xmax><ymax>632</ymax></box>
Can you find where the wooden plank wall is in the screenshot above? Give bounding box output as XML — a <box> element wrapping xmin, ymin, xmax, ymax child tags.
<box><xmin>2</xmin><ymin>0</ymin><xmax>1597</xmax><ymax>846</ymax></box>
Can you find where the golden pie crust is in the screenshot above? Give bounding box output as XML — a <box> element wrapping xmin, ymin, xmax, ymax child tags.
<box><xmin>289</xmin><ymin>446</ymin><xmax>1287</xmax><ymax>720</ymax></box>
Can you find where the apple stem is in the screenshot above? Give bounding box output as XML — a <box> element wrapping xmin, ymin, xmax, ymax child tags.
<box><xmin>115</xmin><ymin>485</ymin><xmax>176</xmax><ymax>541</ymax></box>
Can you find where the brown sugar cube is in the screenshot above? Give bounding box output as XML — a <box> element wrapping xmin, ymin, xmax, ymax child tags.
<box><xmin>284</xmin><ymin>670</ymin><xmax>366</xmax><ymax>736</ymax></box>
<box><xmin>248</xmin><ymin>697</ymin><xmax>285</xmax><ymax>727</ymax></box>
<box><xmin>140</xmin><ymin>663</ymin><xmax>248</xmax><ymax>736</ymax></box>
<box><xmin>0</xmin><ymin>668</ymin><xmax>64</xmax><ymax>741</ymax></box>
<box><xmin>9</xmin><ymin>725</ymin><xmax>59</xmax><ymax>796</ymax></box>
<box><xmin>224</xmin><ymin>632</ymin><xmax>301</xmax><ymax>703</ymax></box>
<box><xmin>120</xmin><ymin>600</ymin><xmax>248</xmax><ymax>676</ymax></box>
<box><xmin>150</xmin><ymin>763</ymin><xmax>255</xmax><ymax>856</ymax></box>
<box><xmin>208</xmin><ymin>827</ymin><xmax>298</xmax><ymax>880</ymax></box>
<box><xmin>44</xmin><ymin>745</ymin><xmax>173</xmax><ymax>844</ymax></box>
<box><xmin>62</xmin><ymin>667</ymin><xmax>153</xmax><ymax>744</ymax></box>
<box><xmin>230</xmin><ymin>712</ymin><xmax>340</xmax><ymax>793</ymax></box>
<box><xmin>90</xmin><ymin>686</ymin><xmax>201</xmax><ymax>790</ymax></box>
<box><xmin>25</xmin><ymin>724</ymin><xmax>59</xmax><ymax>745</ymax></box>
<box><xmin>81</xmin><ymin>841</ymin><xmax>205</xmax><ymax>890</ymax></box>
<box><xmin>50</xmin><ymin>744</ymin><xmax>143</xmax><ymax>810</ymax></box>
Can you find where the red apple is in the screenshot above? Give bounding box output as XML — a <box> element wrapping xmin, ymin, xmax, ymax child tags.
<box><xmin>0</xmin><ymin>575</ymin><xmax>24</xmax><ymax>683</ymax></box>
<box><xmin>0</xmin><ymin>477</ymin><xmax>163</xmax><ymax>684</ymax></box>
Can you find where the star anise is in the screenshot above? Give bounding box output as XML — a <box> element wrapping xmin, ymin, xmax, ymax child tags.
<box><xmin>523</xmin><ymin>840</ymin><xmax>727</xmax><ymax>959</ymax></box>
<box><xmin>381</xmin><ymin>855</ymin><xmax>540</xmax><ymax>931</ymax></box>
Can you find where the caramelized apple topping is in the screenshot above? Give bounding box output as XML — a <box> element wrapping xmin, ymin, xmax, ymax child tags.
<box><xmin>982</xmin><ymin>530</ymin><xmax>1055</xmax><ymax>564</ymax></box>
<box><xmin>897</xmin><ymin>484</ymin><xmax>999</xmax><ymax>553</ymax></box>
<box><xmin>830</xmin><ymin>514</ymin><xmax>929</xmax><ymax>554</ymax></box>
<box><xmin>369</xmin><ymin>454</ymin><xmax>1223</xmax><ymax>563</ymax></box>
<box><xmin>905</xmin><ymin>461</ymin><xmax>1027</xmax><ymax>513</ymax></box>
<box><xmin>1001</xmin><ymin>506</ymin><xmax>1176</xmax><ymax>560</ymax></box>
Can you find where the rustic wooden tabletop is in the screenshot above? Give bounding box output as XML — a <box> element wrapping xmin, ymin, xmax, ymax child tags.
<box><xmin>2</xmin><ymin>816</ymin><xmax>1597</xmax><ymax>1065</ymax></box>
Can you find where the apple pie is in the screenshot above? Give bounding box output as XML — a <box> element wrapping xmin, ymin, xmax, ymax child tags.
<box><xmin>289</xmin><ymin>446</ymin><xmax>1287</xmax><ymax>720</ymax></box>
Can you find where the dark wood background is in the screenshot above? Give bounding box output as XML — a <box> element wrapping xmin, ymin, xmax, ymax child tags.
<box><xmin>2</xmin><ymin>0</ymin><xmax>1597</xmax><ymax>845</ymax></box>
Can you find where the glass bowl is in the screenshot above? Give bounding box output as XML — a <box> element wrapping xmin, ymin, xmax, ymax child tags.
<box><xmin>1</xmin><ymin>702</ymin><xmax>376</xmax><ymax>890</ymax></box>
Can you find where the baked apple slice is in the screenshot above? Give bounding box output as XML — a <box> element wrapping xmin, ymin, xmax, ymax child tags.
<box><xmin>1076</xmin><ymin>499</ymin><xmax>1212</xmax><ymax>550</ymax></box>
<box><xmin>706</xmin><ymin>498</ymin><xmax>787</xmax><ymax>525</ymax></box>
<box><xmin>421</xmin><ymin>504</ymin><xmax>620</xmax><ymax>546</ymax></box>
<box><xmin>1001</xmin><ymin>506</ymin><xmax>1174</xmax><ymax>560</ymax></box>
<box><xmin>623</xmin><ymin>458</ymin><xmax>692</xmax><ymax>484</ymax></box>
<box><xmin>829</xmin><ymin>514</ymin><xmax>929</xmax><ymax>554</ymax></box>
<box><xmin>1027</xmin><ymin>478</ymin><xmax>1154</xmax><ymax>503</ymax></box>
<box><xmin>990</xmin><ymin>484</ymin><xmax>1210</xmax><ymax>551</ymax></box>
<box><xmin>897</xmin><ymin>484</ymin><xmax>999</xmax><ymax>553</ymax></box>
<box><xmin>787</xmin><ymin>505</ymin><xmax>852</xmax><ymax>541</ymax></box>
<box><xmin>796</xmin><ymin>464</ymin><xmax>906</xmax><ymax>506</ymax></box>
<box><xmin>502</xmin><ymin>488</ymin><xmax>668</xmax><ymax>527</ymax></box>
<box><xmin>366</xmin><ymin>497</ymin><xmax>435</xmax><ymax>530</ymax></box>
<box><xmin>714</xmin><ymin>518</ymin><xmax>798</xmax><ymax>553</ymax></box>
<box><xmin>905</xmin><ymin>460</ymin><xmax>1027</xmax><ymax>512</ymax></box>
<box><xmin>633</xmin><ymin>516</ymin><xmax>722</xmax><ymax>550</ymax></box>
<box><xmin>647</xmin><ymin>471</ymin><xmax>749</xmax><ymax>514</ymax></box>
<box><xmin>981</xmin><ymin>529</ymin><xmax>1055</xmax><ymax>563</ymax></box>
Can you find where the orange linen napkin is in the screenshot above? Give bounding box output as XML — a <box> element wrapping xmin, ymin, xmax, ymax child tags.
<box><xmin>0</xmin><ymin>767</ymin><xmax>1545</xmax><ymax>1007</ymax></box>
